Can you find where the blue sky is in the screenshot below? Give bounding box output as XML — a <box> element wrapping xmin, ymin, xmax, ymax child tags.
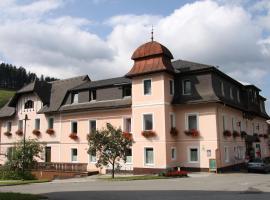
<box><xmin>0</xmin><ymin>0</ymin><xmax>269</xmax><ymax>112</ymax></box>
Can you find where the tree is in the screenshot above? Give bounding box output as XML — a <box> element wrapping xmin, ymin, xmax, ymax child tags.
<box><xmin>2</xmin><ymin>139</ymin><xmax>43</xmax><ymax>179</ymax></box>
<box><xmin>87</xmin><ymin>123</ymin><xmax>133</xmax><ymax>178</ymax></box>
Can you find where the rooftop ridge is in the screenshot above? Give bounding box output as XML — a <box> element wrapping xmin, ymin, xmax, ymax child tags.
<box><xmin>49</xmin><ymin>75</ymin><xmax>88</xmax><ymax>84</ymax></box>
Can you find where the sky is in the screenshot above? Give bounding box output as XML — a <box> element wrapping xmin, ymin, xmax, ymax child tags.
<box><xmin>0</xmin><ymin>0</ymin><xmax>270</xmax><ymax>112</ymax></box>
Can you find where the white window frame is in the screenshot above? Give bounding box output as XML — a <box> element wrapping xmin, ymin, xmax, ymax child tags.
<box><xmin>142</xmin><ymin>113</ymin><xmax>154</xmax><ymax>131</ymax></box>
<box><xmin>89</xmin><ymin>153</ymin><xmax>97</xmax><ymax>164</ymax></box>
<box><xmin>169</xmin><ymin>112</ymin><xmax>176</xmax><ymax>128</ymax></box>
<box><xmin>144</xmin><ymin>147</ymin><xmax>154</xmax><ymax>166</ymax></box>
<box><xmin>122</xmin><ymin>116</ymin><xmax>132</xmax><ymax>133</ymax></box>
<box><xmin>71</xmin><ymin>93</ymin><xmax>79</xmax><ymax>104</ymax></box>
<box><xmin>71</xmin><ymin>121</ymin><xmax>78</xmax><ymax>133</ymax></box>
<box><xmin>125</xmin><ymin>148</ymin><xmax>133</xmax><ymax>164</ymax></box>
<box><xmin>171</xmin><ymin>147</ymin><xmax>177</xmax><ymax>160</ymax></box>
<box><xmin>185</xmin><ymin>113</ymin><xmax>199</xmax><ymax>130</ymax></box>
<box><xmin>187</xmin><ymin>146</ymin><xmax>199</xmax><ymax>163</ymax></box>
<box><xmin>169</xmin><ymin>79</ymin><xmax>174</xmax><ymax>95</ymax></box>
<box><xmin>182</xmin><ymin>79</ymin><xmax>191</xmax><ymax>95</ymax></box>
<box><xmin>71</xmin><ymin>148</ymin><xmax>78</xmax><ymax>163</ymax></box>
<box><xmin>224</xmin><ymin>146</ymin><xmax>230</xmax><ymax>163</ymax></box>
<box><xmin>143</xmin><ymin>79</ymin><xmax>152</xmax><ymax>96</ymax></box>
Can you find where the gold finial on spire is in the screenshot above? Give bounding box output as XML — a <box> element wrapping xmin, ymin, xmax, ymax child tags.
<box><xmin>151</xmin><ymin>25</ymin><xmax>154</xmax><ymax>42</ymax></box>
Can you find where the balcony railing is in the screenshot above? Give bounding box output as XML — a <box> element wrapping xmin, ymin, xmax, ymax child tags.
<box><xmin>33</xmin><ymin>162</ymin><xmax>88</xmax><ymax>172</ymax></box>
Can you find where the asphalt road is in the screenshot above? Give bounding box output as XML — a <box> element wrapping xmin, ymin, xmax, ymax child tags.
<box><xmin>1</xmin><ymin>173</ymin><xmax>270</xmax><ymax>200</ymax></box>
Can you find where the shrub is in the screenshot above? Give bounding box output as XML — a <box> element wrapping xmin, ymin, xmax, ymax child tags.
<box><xmin>165</xmin><ymin>171</ymin><xmax>188</xmax><ymax>177</ymax></box>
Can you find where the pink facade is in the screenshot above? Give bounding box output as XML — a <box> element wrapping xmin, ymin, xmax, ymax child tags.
<box><xmin>0</xmin><ymin>41</ymin><xmax>269</xmax><ymax>173</ymax></box>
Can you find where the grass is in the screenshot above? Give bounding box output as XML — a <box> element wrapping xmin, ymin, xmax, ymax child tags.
<box><xmin>99</xmin><ymin>175</ymin><xmax>171</xmax><ymax>181</ymax></box>
<box><xmin>0</xmin><ymin>179</ymin><xmax>50</xmax><ymax>186</ymax></box>
<box><xmin>0</xmin><ymin>89</ymin><xmax>15</xmax><ymax>108</ymax></box>
<box><xmin>0</xmin><ymin>192</ymin><xmax>47</xmax><ymax>200</ymax></box>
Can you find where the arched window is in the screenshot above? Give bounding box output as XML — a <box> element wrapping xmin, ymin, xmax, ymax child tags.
<box><xmin>24</xmin><ymin>100</ymin><xmax>34</xmax><ymax>109</ymax></box>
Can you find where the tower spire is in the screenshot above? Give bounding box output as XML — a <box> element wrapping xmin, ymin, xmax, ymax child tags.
<box><xmin>151</xmin><ymin>25</ymin><xmax>154</xmax><ymax>42</ymax></box>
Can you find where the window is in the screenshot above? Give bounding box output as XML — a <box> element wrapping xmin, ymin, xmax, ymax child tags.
<box><xmin>89</xmin><ymin>152</ymin><xmax>96</xmax><ymax>163</ymax></box>
<box><xmin>237</xmin><ymin>90</ymin><xmax>240</xmax><ymax>102</ymax></box>
<box><xmin>24</xmin><ymin>100</ymin><xmax>34</xmax><ymax>109</ymax></box>
<box><xmin>7</xmin><ymin>121</ymin><xmax>12</xmax><ymax>132</ymax></box>
<box><xmin>123</xmin><ymin>85</ymin><xmax>131</xmax><ymax>97</ymax></box>
<box><xmin>221</xmin><ymin>81</ymin><xmax>225</xmax><ymax>96</ymax></box>
<box><xmin>171</xmin><ymin>147</ymin><xmax>176</xmax><ymax>160</ymax></box>
<box><xmin>89</xmin><ymin>90</ymin><xmax>96</xmax><ymax>101</ymax></box>
<box><xmin>18</xmin><ymin>120</ymin><xmax>23</xmax><ymax>130</ymax></box>
<box><xmin>48</xmin><ymin>118</ymin><xmax>54</xmax><ymax>129</ymax></box>
<box><xmin>145</xmin><ymin>148</ymin><xmax>154</xmax><ymax>165</ymax></box>
<box><xmin>89</xmin><ymin>120</ymin><xmax>96</xmax><ymax>134</ymax></box>
<box><xmin>183</xmin><ymin>80</ymin><xmax>191</xmax><ymax>95</ymax></box>
<box><xmin>222</xmin><ymin>115</ymin><xmax>227</xmax><ymax>131</ymax></box>
<box><xmin>230</xmin><ymin>88</ymin><xmax>234</xmax><ymax>100</ymax></box>
<box><xmin>231</xmin><ymin>117</ymin><xmax>235</xmax><ymax>131</ymax></box>
<box><xmin>189</xmin><ymin>148</ymin><xmax>199</xmax><ymax>162</ymax></box>
<box><xmin>169</xmin><ymin>80</ymin><xmax>174</xmax><ymax>95</ymax></box>
<box><xmin>71</xmin><ymin>93</ymin><xmax>78</xmax><ymax>104</ymax></box>
<box><xmin>7</xmin><ymin>147</ymin><xmax>14</xmax><ymax>160</ymax></box>
<box><xmin>186</xmin><ymin>114</ymin><xmax>198</xmax><ymax>130</ymax></box>
<box><xmin>35</xmin><ymin>118</ymin><xmax>40</xmax><ymax>130</ymax></box>
<box><xmin>123</xmin><ymin>117</ymin><xmax>131</xmax><ymax>133</ymax></box>
<box><xmin>170</xmin><ymin>113</ymin><xmax>176</xmax><ymax>128</ymax></box>
<box><xmin>126</xmin><ymin>148</ymin><xmax>132</xmax><ymax>163</ymax></box>
<box><xmin>71</xmin><ymin>121</ymin><xmax>78</xmax><ymax>133</ymax></box>
<box><xmin>143</xmin><ymin>114</ymin><xmax>153</xmax><ymax>131</ymax></box>
<box><xmin>224</xmin><ymin>147</ymin><xmax>229</xmax><ymax>163</ymax></box>
<box><xmin>71</xmin><ymin>148</ymin><xmax>78</xmax><ymax>162</ymax></box>
<box><xmin>143</xmin><ymin>79</ymin><xmax>151</xmax><ymax>95</ymax></box>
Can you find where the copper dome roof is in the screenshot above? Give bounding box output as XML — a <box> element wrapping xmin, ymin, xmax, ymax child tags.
<box><xmin>131</xmin><ymin>41</ymin><xmax>174</xmax><ymax>60</ymax></box>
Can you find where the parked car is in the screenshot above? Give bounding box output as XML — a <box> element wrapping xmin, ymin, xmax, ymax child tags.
<box><xmin>247</xmin><ymin>158</ymin><xmax>270</xmax><ymax>173</ymax></box>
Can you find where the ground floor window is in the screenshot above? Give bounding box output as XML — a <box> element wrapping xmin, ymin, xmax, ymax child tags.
<box><xmin>45</xmin><ymin>146</ymin><xmax>51</xmax><ymax>162</ymax></box>
<box><xmin>71</xmin><ymin>121</ymin><xmax>78</xmax><ymax>134</ymax></box>
<box><xmin>71</xmin><ymin>148</ymin><xmax>78</xmax><ymax>162</ymax></box>
<box><xmin>89</xmin><ymin>153</ymin><xmax>96</xmax><ymax>163</ymax></box>
<box><xmin>189</xmin><ymin>147</ymin><xmax>199</xmax><ymax>162</ymax></box>
<box><xmin>224</xmin><ymin>147</ymin><xmax>229</xmax><ymax>163</ymax></box>
<box><xmin>145</xmin><ymin>148</ymin><xmax>154</xmax><ymax>165</ymax></box>
<box><xmin>126</xmin><ymin>148</ymin><xmax>132</xmax><ymax>163</ymax></box>
<box><xmin>171</xmin><ymin>147</ymin><xmax>176</xmax><ymax>160</ymax></box>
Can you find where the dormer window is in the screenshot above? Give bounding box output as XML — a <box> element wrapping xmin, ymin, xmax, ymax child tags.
<box><xmin>221</xmin><ymin>82</ymin><xmax>225</xmax><ymax>96</ymax></box>
<box><xmin>24</xmin><ymin>100</ymin><xmax>34</xmax><ymax>109</ymax></box>
<box><xmin>123</xmin><ymin>85</ymin><xmax>131</xmax><ymax>97</ymax></box>
<box><xmin>183</xmin><ymin>80</ymin><xmax>191</xmax><ymax>95</ymax></box>
<box><xmin>89</xmin><ymin>90</ymin><xmax>97</xmax><ymax>101</ymax></box>
<box><xmin>237</xmin><ymin>90</ymin><xmax>240</xmax><ymax>102</ymax></box>
<box><xmin>71</xmin><ymin>93</ymin><xmax>78</xmax><ymax>104</ymax></box>
<box><xmin>230</xmin><ymin>88</ymin><xmax>234</xmax><ymax>100</ymax></box>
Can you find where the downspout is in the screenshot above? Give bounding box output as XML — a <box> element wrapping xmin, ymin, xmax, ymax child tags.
<box><xmin>216</xmin><ymin>104</ymin><xmax>222</xmax><ymax>172</ymax></box>
<box><xmin>59</xmin><ymin>111</ymin><xmax>62</xmax><ymax>162</ymax></box>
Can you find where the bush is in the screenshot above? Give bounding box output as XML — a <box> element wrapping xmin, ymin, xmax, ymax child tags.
<box><xmin>0</xmin><ymin>166</ymin><xmax>35</xmax><ymax>180</ymax></box>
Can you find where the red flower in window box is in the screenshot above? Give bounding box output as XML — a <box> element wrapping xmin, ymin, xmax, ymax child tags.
<box><xmin>223</xmin><ymin>130</ymin><xmax>232</xmax><ymax>137</ymax></box>
<box><xmin>32</xmin><ymin>129</ymin><xmax>41</xmax><ymax>136</ymax></box>
<box><xmin>259</xmin><ymin>134</ymin><xmax>264</xmax><ymax>138</ymax></box>
<box><xmin>170</xmin><ymin>127</ymin><xmax>178</xmax><ymax>136</ymax></box>
<box><xmin>184</xmin><ymin>129</ymin><xmax>199</xmax><ymax>137</ymax></box>
<box><xmin>263</xmin><ymin>134</ymin><xmax>269</xmax><ymax>139</ymax></box>
<box><xmin>4</xmin><ymin>131</ymin><xmax>12</xmax><ymax>137</ymax></box>
<box><xmin>69</xmin><ymin>133</ymin><xmax>78</xmax><ymax>140</ymax></box>
<box><xmin>233</xmin><ymin>131</ymin><xmax>240</xmax><ymax>138</ymax></box>
<box><xmin>46</xmin><ymin>128</ymin><xmax>55</xmax><ymax>135</ymax></box>
<box><xmin>141</xmin><ymin>130</ymin><xmax>156</xmax><ymax>138</ymax></box>
<box><xmin>123</xmin><ymin>132</ymin><xmax>133</xmax><ymax>140</ymax></box>
<box><xmin>15</xmin><ymin>129</ymin><xmax>23</xmax><ymax>136</ymax></box>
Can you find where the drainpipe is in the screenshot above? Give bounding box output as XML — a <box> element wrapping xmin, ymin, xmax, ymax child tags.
<box><xmin>216</xmin><ymin>104</ymin><xmax>222</xmax><ymax>173</ymax></box>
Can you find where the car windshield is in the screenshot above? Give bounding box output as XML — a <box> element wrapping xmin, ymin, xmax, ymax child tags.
<box><xmin>249</xmin><ymin>158</ymin><xmax>263</xmax><ymax>163</ymax></box>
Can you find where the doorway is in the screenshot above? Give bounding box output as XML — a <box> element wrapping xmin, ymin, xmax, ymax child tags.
<box><xmin>45</xmin><ymin>146</ymin><xmax>51</xmax><ymax>162</ymax></box>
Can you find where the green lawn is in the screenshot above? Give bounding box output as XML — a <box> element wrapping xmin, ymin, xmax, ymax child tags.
<box><xmin>0</xmin><ymin>89</ymin><xmax>14</xmax><ymax>108</ymax></box>
<box><xmin>0</xmin><ymin>192</ymin><xmax>47</xmax><ymax>200</ymax></box>
<box><xmin>0</xmin><ymin>179</ymin><xmax>49</xmax><ymax>186</ymax></box>
<box><xmin>99</xmin><ymin>175</ymin><xmax>171</xmax><ymax>181</ymax></box>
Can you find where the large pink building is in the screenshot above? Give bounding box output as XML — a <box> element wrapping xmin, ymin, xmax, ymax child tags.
<box><xmin>0</xmin><ymin>40</ymin><xmax>269</xmax><ymax>174</ymax></box>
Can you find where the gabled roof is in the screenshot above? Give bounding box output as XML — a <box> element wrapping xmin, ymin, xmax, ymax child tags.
<box><xmin>71</xmin><ymin>77</ymin><xmax>131</xmax><ymax>91</ymax></box>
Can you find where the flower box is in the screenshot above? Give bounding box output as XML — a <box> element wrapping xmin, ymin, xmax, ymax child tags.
<box><xmin>46</xmin><ymin>128</ymin><xmax>55</xmax><ymax>135</ymax></box>
<box><xmin>170</xmin><ymin>127</ymin><xmax>178</xmax><ymax>136</ymax></box>
<box><xmin>184</xmin><ymin>129</ymin><xmax>199</xmax><ymax>137</ymax></box>
<box><xmin>32</xmin><ymin>129</ymin><xmax>41</xmax><ymax>136</ymax></box>
<box><xmin>4</xmin><ymin>132</ymin><xmax>12</xmax><ymax>137</ymax></box>
<box><xmin>15</xmin><ymin>129</ymin><xmax>23</xmax><ymax>136</ymax></box>
<box><xmin>69</xmin><ymin>133</ymin><xmax>78</xmax><ymax>140</ymax></box>
<box><xmin>240</xmin><ymin>131</ymin><xmax>247</xmax><ymax>138</ymax></box>
<box><xmin>123</xmin><ymin>132</ymin><xmax>133</xmax><ymax>140</ymax></box>
<box><xmin>223</xmin><ymin>130</ymin><xmax>232</xmax><ymax>137</ymax></box>
<box><xmin>233</xmin><ymin>131</ymin><xmax>240</xmax><ymax>138</ymax></box>
<box><xmin>259</xmin><ymin>134</ymin><xmax>264</xmax><ymax>138</ymax></box>
<box><xmin>263</xmin><ymin>134</ymin><xmax>269</xmax><ymax>139</ymax></box>
<box><xmin>141</xmin><ymin>130</ymin><xmax>156</xmax><ymax>138</ymax></box>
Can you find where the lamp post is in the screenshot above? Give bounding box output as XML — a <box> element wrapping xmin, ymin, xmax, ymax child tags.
<box><xmin>22</xmin><ymin>114</ymin><xmax>30</xmax><ymax>180</ymax></box>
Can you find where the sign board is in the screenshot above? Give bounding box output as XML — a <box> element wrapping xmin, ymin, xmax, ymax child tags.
<box><xmin>209</xmin><ymin>159</ymin><xmax>217</xmax><ymax>173</ymax></box>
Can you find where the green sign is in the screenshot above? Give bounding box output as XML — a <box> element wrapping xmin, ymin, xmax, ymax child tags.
<box><xmin>209</xmin><ymin>159</ymin><xmax>217</xmax><ymax>172</ymax></box>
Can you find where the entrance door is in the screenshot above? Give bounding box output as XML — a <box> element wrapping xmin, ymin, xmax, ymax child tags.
<box><xmin>45</xmin><ymin>147</ymin><xmax>51</xmax><ymax>162</ymax></box>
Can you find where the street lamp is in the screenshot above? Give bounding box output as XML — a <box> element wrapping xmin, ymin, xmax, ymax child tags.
<box><xmin>22</xmin><ymin>114</ymin><xmax>30</xmax><ymax>180</ymax></box>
